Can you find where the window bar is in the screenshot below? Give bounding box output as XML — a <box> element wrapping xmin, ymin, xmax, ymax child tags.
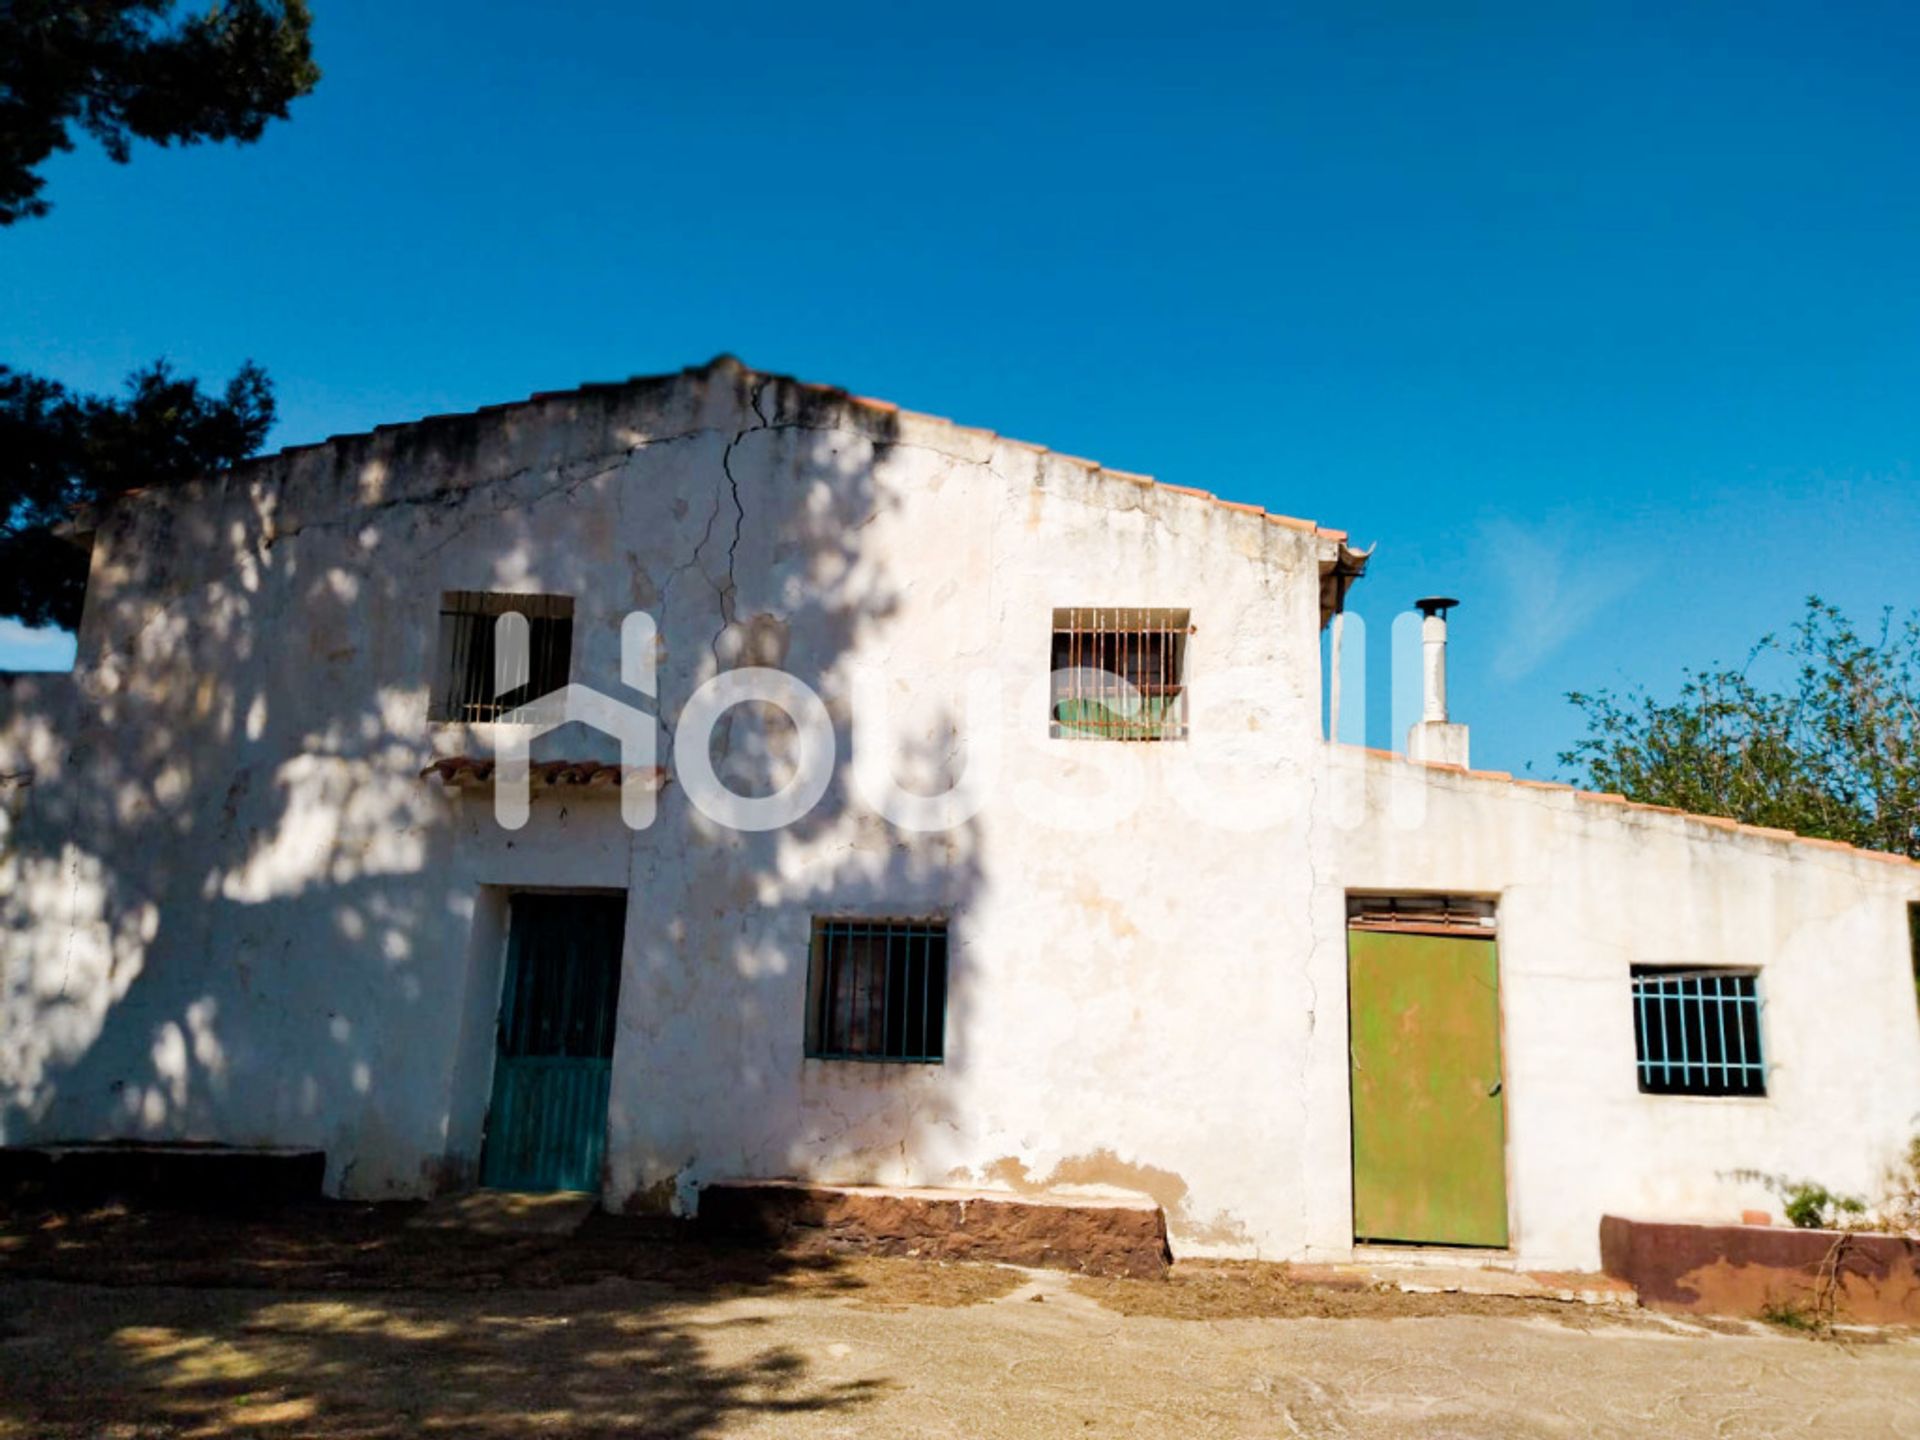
<box><xmin>1168</xmin><ymin>611</ymin><xmax>1178</xmax><ymax>736</ymax></box>
<box><xmin>845</xmin><ymin>925</ymin><xmax>859</xmax><ymax>1057</ymax></box>
<box><xmin>472</xmin><ymin>612</ymin><xmax>490</xmax><ymax>720</ymax></box>
<box><xmin>1676</xmin><ymin>976</ymin><xmax>1692</xmax><ymax>1086</ymax></box>
<box><xmin>1713</xmin><ymin>974</ymin><xmax>1731</xmax><ymax>1090</ymax></box>
<box><xmin>880</xmin><ymin>925</ymin><xmax>892</xmax><ymax>1060</ymax></box>
<box><xmin>538</xmin><ymin>612</ymin><xmax>554</xmax><ymax>714</ymax></box>
<box><xmin>1077</xmin><ymin>614</ymin><xmax>1086</xmax><ymax>734</ymax></box>
<box><xmin>441</xmin><ymin>610</ymin><xmax>458</xmax><ymax>720</ymax></box>
<box><xmin>822</xmin><ymin>926</ymin><xmax>837</xmax><ymax>1055</ymax></box>
<box><xmin>469</xmin><ymin>611</ymin><xmax>486</xmax><ymax>721</ymax></box>
<box><xmin>524</xmin><ymin>611</ymin><xmax>541</xmax><ymax>715</ymax></box>
<box><xmin>833</xmin><ymin>929</ymin><xmax>848</xmax><ymax>1052</ymax></box>
<box><xmin>921</xmin><ymin>925</ymin><xmax>936</xmax><ymax>1059</ymax></box>
<box><xmin>847</xmin><ymin>926</ymin><xmax>859</xmax><ymax>1055</ymax></box>
<box><xmin>509</xmin><ymin>610</ymin><xmax>525</xmax><ymax>715</ymax></box>
<box><xmin>1655</xmin><ymin>975</ymin><xmax>1670</xmax><ymax>1087</ymax></box>
<box><xmin>865</xmin><ymin>925</ymin><xmax>877</xmax><ymax>1059</ymax></box>
<box><xmin>1634</xmin><ymin>976</ymin><xmax>1649</xmax><ymax>1089</ymax></box>
<box><xmin>450</xmin><ymin>608</ymin><xmax>471</xmax><ymax>720</ymax></box>
<box><xmin>866</xmin><ymin>927</ymin><xmax>880</xmax><ymax>1055</ymax></box>
<box><xmin>1108</xmin><ymin>607</ymin><xmax>1119</xmax><ymax>738</ymax></box>
<box><xmin>1067</xmin><ymin>614</ymin><xmax>1078</xmax><ymax>736</ymax></box>
<box><xmin>1697</xmin><ymin>975</ymin><xmax>1712</xmax><ymax>1090</ymax></box>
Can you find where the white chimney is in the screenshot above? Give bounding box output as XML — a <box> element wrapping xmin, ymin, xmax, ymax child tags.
<box><xmin>1407</xmin><ymin>596</ymin><xmax>1470</xmax><ymax>767</ymax></box>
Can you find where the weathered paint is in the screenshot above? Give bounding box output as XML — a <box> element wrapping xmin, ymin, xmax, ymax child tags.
<box><xmin>478</xmin><ymin>893</ymin><xmax>625</xmax><ymax>1192</ymax></box>
<box><xmin>1</xmin><ymin>358</ymin><xmax>1917</xmax><ymax>1270</ymax></box>
<box><xmin>1348</xmin><ymin>930</ymin><xmax>1507</xmax><ymax>1247</ymax></box>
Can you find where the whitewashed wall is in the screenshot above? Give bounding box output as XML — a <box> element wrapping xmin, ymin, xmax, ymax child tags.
<box><xmin>2</xmin><ymin>359</ymin><xmax>1916</xmax><ymax>1271</ymax></box>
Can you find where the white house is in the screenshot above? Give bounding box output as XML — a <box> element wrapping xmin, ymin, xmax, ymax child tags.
<box><xmin>3</xmin><ymin>355</ymin><xmax>1916</xmax><ymax>1270</ymax></box>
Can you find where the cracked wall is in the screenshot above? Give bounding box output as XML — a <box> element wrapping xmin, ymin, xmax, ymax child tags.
<box><xmin>3</xmin><ymin>358</ymin><xmax>1917</xmax><ymax>1271</ymax></box>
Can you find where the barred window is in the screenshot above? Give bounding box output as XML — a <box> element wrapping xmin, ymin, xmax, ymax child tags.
<box><xmin>431</xmin><ymin>592</ymin><xmax>572</xmax><ymax>723</ymax></box>
<box><xmin>1631</xmin><ymin>967</ymin><xmax>1766</xmax><ymax>1098</ymax></box>
<box><xmin>806</xmin><ymin>918</ymin><xmax>948</xmax><ymax>1063</ymax></box>
<box><xmin>1050</xmin><ymin>607</ymin><xmax>1190</xmax><ymax>741</ymax></box>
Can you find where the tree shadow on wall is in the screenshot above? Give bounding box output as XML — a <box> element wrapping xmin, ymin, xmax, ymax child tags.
<box><xmin>1</xmin><ymin>356</ymin><xmax>995</xmax><ymax>1215</ymax></box>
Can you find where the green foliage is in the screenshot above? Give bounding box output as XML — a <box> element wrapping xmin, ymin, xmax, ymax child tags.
<box><xmin>1758</xmin><ymin>1295</ymin><xmax>1820</xmax><ymax>1332</ymax></box>
<box><xmin>0</xmin><ymin>1</ymin><xmax>319</xmax><ymax>224</ymax></box>
<box><xmin>1778</xmin><ymin>1181</ymin><xmax>1867</xmax><ymax>1232</ymax></box>
<box><xmin>1562</xmin><ymin>598</ymin><xmax>1920</xmax><ymax>860</ymax></box>
<box><xmin>0</xmin><ymin>4</ymin><xmax>312</xmax><ymax>630</ymax></box>
<box><xmin>0</xmin><ymin>362</ymin><xmax>275</xmax><ymax>630</ymax></box>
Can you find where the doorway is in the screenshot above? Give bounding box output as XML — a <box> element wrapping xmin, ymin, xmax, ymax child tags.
<box><xmin>1347</xmin><ymin>898</ymin><xmax>1508</xmax><ymax>1247</ymax></box>
<box><xmin>479</xmin><ymin>892</ymin><xmax>627</xmax><ymax>1193</ymax></box>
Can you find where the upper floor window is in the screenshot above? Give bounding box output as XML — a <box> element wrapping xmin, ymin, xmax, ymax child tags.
<box><xmin>1050</xmin><ymin>607</ymin><xmax>1190</xmax><ymax>741</ymax></box>
<box><xmin>1631</xmin><ymin>966</ymin><xmax>1765</xmax><ymax>1098</ymax></box>
<box><xmin>430</xmin><ymin>591</ymin><xmax>573</xmax><ymax>723</ymax></box>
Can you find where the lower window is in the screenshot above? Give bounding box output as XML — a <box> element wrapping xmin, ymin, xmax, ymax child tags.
<box><xmin>806</xmin><ymin>917</ymin><xmax>948</xmax><ymax>1062</ymax></box>
<box><xmin>1631</xmin><ymin>966</ymin><xmax>1765</xmax><ymax>1097</ymax></box>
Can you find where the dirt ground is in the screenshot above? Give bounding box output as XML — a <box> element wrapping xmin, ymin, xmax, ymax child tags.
<box><xmin>5</xmin><ymin>1204</ymin><xmax>1920</xmax><ymax>1438</ymax></box>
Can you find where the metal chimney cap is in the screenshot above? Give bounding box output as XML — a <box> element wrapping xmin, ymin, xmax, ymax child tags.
<box><xmin>1414</xmin><ymin>596</ymin><xmax>1460</xmax><ymax>619</ymax></box>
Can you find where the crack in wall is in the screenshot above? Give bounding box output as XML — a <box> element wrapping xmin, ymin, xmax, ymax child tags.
<box><xmin>710</xmin><ymin>379</ymin><xmax>773</xmax><ymax>664</ymax></box>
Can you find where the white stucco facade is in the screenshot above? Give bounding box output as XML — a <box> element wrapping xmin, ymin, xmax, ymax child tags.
<box><xmin>3</xmin><ymin>357</ymin><xmax>1917</xmax><ymax>1269</ymax></box>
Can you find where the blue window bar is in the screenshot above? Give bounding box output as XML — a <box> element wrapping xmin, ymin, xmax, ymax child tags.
<box><xmin>806</xmin><ymin>918</ymin><xmax>948</xmax><ymax>1063</ymax></box>
<box><xmin>1630</xmin><ymin>967</ymin><xmax>1766</xmax><ymax>1097</ymax></box>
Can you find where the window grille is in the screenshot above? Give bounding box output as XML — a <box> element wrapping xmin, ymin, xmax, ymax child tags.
<box><xmin>1909</xmin><ymin>904</ymin><xmax>1919</xmax><ymax>1018</ymax></box>
<box><xmin>1631</xmin><ymin>967</ymin><xmax>1766</xmax><ymax>1097</ymax></box>
<box><xmin>431</xmin><ymin>591</ymin><xmax>573</xmax><ymax>723</ymax></box>
<box><xmin>806</xmin><ymin>918</ymin><xmax>948</xmax><ymax>1063</ymax></box>
<box><xmin>1050</xmin><ymin>607</ymin><xmax>1190</xmax><ymax>741</ymax></box>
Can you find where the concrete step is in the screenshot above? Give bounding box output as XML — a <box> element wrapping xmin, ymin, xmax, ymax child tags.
<box><xmin>1297</xmin><ymin>1260</ymin><xmax>1637</xmax><ymax>1306</ymax></box>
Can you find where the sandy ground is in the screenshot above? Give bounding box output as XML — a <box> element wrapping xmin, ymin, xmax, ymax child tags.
<box><xmin>5</xmin><ymin>1207</ymin><xmax>1920</xmax><ymax>1438</ymax></box>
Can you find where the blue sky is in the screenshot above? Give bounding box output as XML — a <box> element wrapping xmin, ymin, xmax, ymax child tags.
<box><xmin>4</xmin><ymin>1</ymin><xmax>1917</xmax><ymax>776</ymax></box>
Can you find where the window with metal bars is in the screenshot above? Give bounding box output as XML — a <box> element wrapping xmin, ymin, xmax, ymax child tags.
<box><xmin>1631</xmin><ymin>966</ymin><xmax>1766</xmax><ymax>1097</ymax></box>
<box><xmin>1909</xmin><ymin>904</ymin><xmax>1919</xmax><ymax>1018</ymax></box>
<box><xmin>430</xmin><ymin>591</ymin><xmax>573</xmax><ymax>723</ymax></box>
<box><xmin>805</xmin><ymin>918</ymin><xmax>948</xmax><ymax>1063</ymax></box>
<box><xmin>1049</xmin><ymin>607</ymin><xmax>1190</xmax><ymax>741</ymax></box>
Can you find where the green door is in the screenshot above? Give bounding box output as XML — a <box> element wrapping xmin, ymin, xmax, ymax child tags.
<box><xmin>480</xmin><ymin>894</ymin><xmax>626</xmax><ymax>1193</ymax></box>
<box><xmin>1348</xmin><ymin>928</ymin><xmax>1508</xmax><ymax>1247</ymax></box>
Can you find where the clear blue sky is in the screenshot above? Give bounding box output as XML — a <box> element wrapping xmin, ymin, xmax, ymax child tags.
<box><xmin>5</xmin><ymin>1</ymin><xmax>1917</xmax><ymax>777</ymax></box>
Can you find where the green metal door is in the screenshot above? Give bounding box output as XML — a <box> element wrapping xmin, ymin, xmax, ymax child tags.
<box><xmin>1348</xmin><ymin>928</ymin><xmax>1508</xmax><ymax>1247</ymax></box>
<box><xmin>480</xmin><ymin>894</ymin><xmax>626</xmax><ymax>1193</ymax></box>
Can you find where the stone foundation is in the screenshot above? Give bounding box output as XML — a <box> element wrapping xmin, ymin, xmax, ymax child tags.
<box><xmin>0</xmin><ymin>1143</ymin><xmax>326</xmax><ymax>1211</ymax></box>
<box><xmin>698</xmin><ymin>1180</ymin><xmax>1170</xmax><ymax>1277</ymax></box>
<box><xmin>1600</xmin><ymin>1214</ymin><xmax>1920</xmax><ymax>1324</ymax></box>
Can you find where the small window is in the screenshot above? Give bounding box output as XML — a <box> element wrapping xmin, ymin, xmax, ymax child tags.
<box><xmin>1631</xmin><ymin>966</ymin><xmax>1765</xmax><ymax>1097</ymax></box>
<box><xmin>1050</xmin><ymin>607</ymin><xmax>1189</xmax><ymax>740</ymax></box>
<box><xmin>806</xmin><ymin>917</ymin><xmax>948</xmax><ymax>1062</ymax></box>
<box><xmin>431</xmin><ymin>591</ymin><xmax>573</xmax><ymax>723</ymax></box>
<box><xmin>1909</xmin><ymin>904</ymin><xmax>1919</xmax><ymax>1019</ymax></box>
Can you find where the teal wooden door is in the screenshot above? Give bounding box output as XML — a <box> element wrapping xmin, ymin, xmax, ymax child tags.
<box><xmin>480</xmin><ymin>894</ymin><xmax>626</xmax><ymax>1193</ymax></box>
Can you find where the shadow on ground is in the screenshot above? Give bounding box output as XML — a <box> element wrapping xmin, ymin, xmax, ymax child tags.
<box><xmin>0</xmin><ymin>1200</ymin><xmax>1024</xmax><ymax>1438</ymax></box>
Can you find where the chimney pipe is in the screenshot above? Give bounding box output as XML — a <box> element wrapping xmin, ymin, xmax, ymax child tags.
<box><xmin>1407</xmin><ymin>597</ymin><xmax>1469</xmax><ymax>767</ymax></box>
<box><xmin>1415</xmin><ymin>596</ymin><xmax>1457</xmax><ymax>723</ymax></box>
